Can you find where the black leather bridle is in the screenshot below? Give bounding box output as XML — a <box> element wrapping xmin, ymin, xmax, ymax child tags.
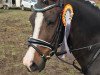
<box><xmin>28</xmin><ymin>0</ymin><xmax>65</xmax><ymax>62</ymax></box>
<box><xmin>26</xmin><ymin>0</ymin><xmax>67</xmax><ymax>72</ymax></box>
<box><xmin>28</xmin><ymin>14</ymin><xmax>65</xmax><ymax>62</ymax></box>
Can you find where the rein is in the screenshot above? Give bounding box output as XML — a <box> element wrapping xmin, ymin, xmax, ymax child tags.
<box><xmin>56</xmin><ymin>42</ymin><xmax>100</xmax><ymax>73</ymax></box>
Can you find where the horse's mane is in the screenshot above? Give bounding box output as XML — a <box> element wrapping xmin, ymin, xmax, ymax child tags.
<box><xmin>69</xmin><ymin>0</ymin><xmax>100</xmax><ymax>41</ymax></box>
<box><xmin>72</xmin><ymin>0</ymin><xmax>100</xmax><ymax>23</ymax></box>
<box><xmin>66</xmin><ymin>0</ymin><xmax>100</xmax><ymax>18</ymax></box>
<box><xmin>83</xmin><ymin>0</ymin><xmax>99</xmax><ymax>10</ymax></box>
<box><xmin>67</xmin><ymin>0</ymin><xmax>99</xmax><ymax>10</ymax></box>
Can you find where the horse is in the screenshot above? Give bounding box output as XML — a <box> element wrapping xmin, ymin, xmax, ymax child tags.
<box><xmin>23</xmin><ymin>0</ymin><xmax>100</xmax><ymax>75</ymax></box>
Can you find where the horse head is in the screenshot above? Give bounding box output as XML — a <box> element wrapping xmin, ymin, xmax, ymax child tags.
<box><xmin>23</xmin><ymin>0</ymin><xmax>64</xmax><ymax>72</ymax></box>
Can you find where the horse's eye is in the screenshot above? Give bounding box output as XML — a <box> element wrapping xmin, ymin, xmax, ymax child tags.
<box><xmin>43</xmin><ymin>0</ymin><xmax>49</xmax><ymax>5</ymax></box>
<box><xmin>47</xmin><ymin>20</ymin><xmax>54</xmax><ymax>25</ymax></box>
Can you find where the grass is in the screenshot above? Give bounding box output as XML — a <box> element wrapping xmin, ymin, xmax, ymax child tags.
<box><xmin>0</xmin><ymin>9</ymin><xmax>32</xmax><ymax>75</ymax></box>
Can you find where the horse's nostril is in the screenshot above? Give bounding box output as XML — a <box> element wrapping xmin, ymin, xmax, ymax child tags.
<box><xmin>30</xmin><ymin>62</ymin><xmax>39</xmax><ymax>71</ymax></box>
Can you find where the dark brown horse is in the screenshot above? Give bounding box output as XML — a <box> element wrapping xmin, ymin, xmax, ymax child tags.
<box><xmin>23</xmin><ymin>0</ymin><xmax>100</xmax><ymax>75</ymax></box>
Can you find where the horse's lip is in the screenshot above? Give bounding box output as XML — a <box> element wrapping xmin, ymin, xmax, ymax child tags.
<box><xmin>25</xmin><ymin>59</ymin><xmax>46</xmax><ymax>72</ymax></box>
<box><xmin>29</xmin><ymin>62</ymin><xmax>39</xmax><ymax>72</ymax></box>
<box><xmin>26</xmin><ymin>62</ymin><xmax>39</xmax><ymax>72</ymax></box>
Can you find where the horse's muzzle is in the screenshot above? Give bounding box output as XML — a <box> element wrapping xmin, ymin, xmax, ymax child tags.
<box><xmin>28</xmin><ymin>62</ymin><xmax>39</xmax><ymax>72</ymax></box>
<box><xmin>26</xmin><ymin>59</ymin><xmax>46</xmax><ymax>72</ymax></box>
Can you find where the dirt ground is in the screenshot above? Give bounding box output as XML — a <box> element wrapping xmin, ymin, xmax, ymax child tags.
<box><xmin>0</xmin><ymin>9</ymin><xmax>85</xmax><ymax>75</ymax></box>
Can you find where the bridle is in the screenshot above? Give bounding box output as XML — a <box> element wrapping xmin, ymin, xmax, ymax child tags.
<box><xmin>28</xmin><ymin>15</ymin><xmax>64</xmax><ymax>62</ymax></box>
<box><xmin>28</xmin><ymin>0</ymin><xmax>65</xmax><ymax>61</ymax></box>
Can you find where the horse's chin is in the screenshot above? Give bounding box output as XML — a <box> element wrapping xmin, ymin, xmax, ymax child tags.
<box><xmin>29</xmin><ymin>62</ymin><xmax>39</xmax><ymax>72</ymax></box>
<box><xmin>36</xmin><ymin>58</ymin><xmax>46</xmax><ymax>72</ymax></box>
<box><xmin>28</xmin><ymin>59</ymin><xmax>46</xmax><ymax>72</ymax></box>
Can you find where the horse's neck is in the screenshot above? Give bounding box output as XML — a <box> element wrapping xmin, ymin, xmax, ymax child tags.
<box><xmin>68</xmin><ymin>0</ymin><xmax>100</xmax><ymax>69</ymax></box>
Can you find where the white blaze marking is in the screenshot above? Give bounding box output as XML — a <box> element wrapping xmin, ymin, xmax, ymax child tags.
<box><xmin>23</xmin><ymin>12</ymin><xmax>44</xmax><ymax>69</ymax></box>
<box><xmin>33</xmin><ymin>13</ymin><xmax>44</xmax><ymax>39</ymax></box>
